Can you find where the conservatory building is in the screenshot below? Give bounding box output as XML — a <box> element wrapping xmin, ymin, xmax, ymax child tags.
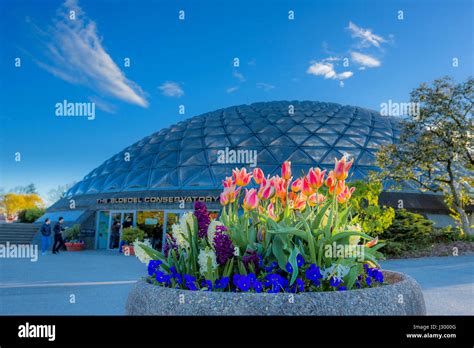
<box><xmin>42</xmin><ymin>101</ymin><xmax>457</xmax><ymax>250</ymax></box>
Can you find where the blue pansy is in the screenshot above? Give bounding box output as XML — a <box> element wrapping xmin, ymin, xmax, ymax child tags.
<box><xmin>155</xmin><ymin>271</ymin><xmax>170</xmax><ymax>284</ymax></box>
<box><xmin>305</xmin><ymin>264</ymin><xmax>322</xmax><ymax>283</ymax></box>
<box><xmin>147</xmin><ymin>260</ymin><xmax>162</xmax><ymax>276</ymax></box>
<box><xmin>338</xmin><ymin>286</ymin><xmax>347</xmax><ymax>291</ymax></box>
<box><xmin>254</xmin><ymin>281</ymin><xmax>263</xmax><ymax>293</ymax></box>
<box><xmin>215</xmin><ymin>277</ymin><xmax>229</xmax><ymax>289</ymax></box>
<box><xmin>286</xmin><ymin>262</ymin><xmax>293</xmax><ymax>273</ymax></box>
<box><xmin>236</xmin><ymin>275</ymin><xmax>251</xmax><ymax>292</ymax></box>
<box><xmin>297</xmin><ymin>254</ymin><xmax>305</xmax><ymax>268</ymax></box>
<box><xmin>296</xmin><ymin>278</ymin><xmax>305</xmax><ymax>292</ymax></box>
<box><xmin>366</xmin><ymin>276</ymin><xmax>372</xmax><ymax>287</ymax></box>
<box><xmin>264</xmin><ymin>261</ymin><xmax>278</xmax><ymax>272</ymax></box>
<box><xmin>330</xmin><ymin>277</ymin><xmax>341</xmax><ymax>287</ymax></box>
<box><xmin>201</xmin><ymin>279</ymin><xmax>213</xmax><ymax>291</ymax></box>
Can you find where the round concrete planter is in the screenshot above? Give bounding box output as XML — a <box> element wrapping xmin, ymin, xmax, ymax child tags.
<box><xmin>126</xmin><ymin>270</ymin><xmax>426</xmax><ymax>316</ymax></box>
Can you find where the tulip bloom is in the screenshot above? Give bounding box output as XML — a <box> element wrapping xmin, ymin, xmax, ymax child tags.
<box><xmin>325</xmin><ymin>170</ymin><xmax>336</xmax><ymax>190</ymax></box>
<box><xmin>223</xmin><ymin>185</ymin><xmax>240</xmax><ymax>203</ymax></box>
<box><xmin>273</xmin><ymin>176</ymin><xmax>287</xmax><ymax>200</ymax></box>
<box><xmin>334</xmin><ymin>155</ymin><xmax>354</xmax><ymax>181</ymax></box>
<box><xmin>291</xmin><ymin>178</ymin><xmax>302</xmax><ymax>193</ymax></box>
<box><xmin>294</xmin><ymin>195</ymin><xmax>307</xmax><ymax>211</ymax></box>
<box><xmin>232</xmin><ymin>168</ymin><xmax>252</xmax><ymax>187</ymax></box>
<box><xmin>282</xmin><ymin>161</ymin><xmax>292</xmax><ymax>181</ymax></box>
<box><xmin>337</xmin><ymin>186</ymin><xmax>356</xmax><ymax>204</ymax></box>
<box><xmin>365</xmin><ymin>236</ymin><xmax>378</xmax><ymax>248</ymax></box>
<box><xmin>267</xmin><ymin>202</ymin><xmax>277</xmax><ymax>220</ymax></box>
<box><xmin>222</xmin><ymin>176</ymin><xmax>234</xmax><ymax>188</ymax></box>
<box><xmin>258</xmin><ymin>183</ymin><xmax>275</xmax><ymax>200</ymax></box>
<box><xmin>330</xmin><ymin>179</ymin><xmax>346</xmax><ymax>195</ymax></box>
<box><xmin>253</xmin><ymin>168</ymin><xmax>264</xmax><ymax>185</ymax></box>
<box><xmin>301</xmin><ymin>177</ymin><xmax>314</xmax><ymax>197</ymax></box>
<box><xmin>220</xmin><ymin>192</ymin><xmax>229</xmax><ymax>206</ymax></box>
<box><xmin>243</xmin><ymin>188</ymin><xmax>259</xmax><ymax>211</ymax></box>
<box><xmin>307</xmin><ymin>167</ymin><xmax>326</xmax><ymax>189</ymax></box>
<box><xmin>308</xmin><ymin>193</ymin><xmax>326</xmax><ymax>206</ymax></box>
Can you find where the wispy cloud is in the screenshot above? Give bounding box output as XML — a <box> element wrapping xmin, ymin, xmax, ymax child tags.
<box><xmin>233</xmin><ymin>70</ymin><xmax>246</xmax><ymax>82</ymax></box>
<box><xmin>226</xmin><ymin>86</ymin><xmax>239</xmax><ymax>93</ymax></box>
<box><xmin>256</xmin><ymin>82</ymin><xmax>275</xmax><ymax>91</ymax></box>
<box><xmin>159</xmin><ymin>81</ymin><xmax>184</xmax><ymax>97</ymax></box>
<box><xmin>350</xmin><ymin>51</ymin><xmax>381</xmax><ymax>68</ymax></box>
<box><xmin>307</xmin><ymin>61</ymin><xmax>353</xmax><ymax>81</ymax></box>
<box><xmin>35</xmin><ymin>0</ymin><xmax>148</xmax><ymax>108</ymax></box>
<box><xmin>347</xmin><ymin>21</ymin><xmax>387</xmax><ymax>48</ymax></box>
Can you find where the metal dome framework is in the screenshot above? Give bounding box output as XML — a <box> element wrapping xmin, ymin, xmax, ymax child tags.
<box><xmin>66</xmin><ymin>101</ymin><xmax>402</xmax><ymax>197</ymax></box>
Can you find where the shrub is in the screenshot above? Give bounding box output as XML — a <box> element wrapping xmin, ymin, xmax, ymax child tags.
<box><xmin>17</xmin><ymin>207</ymin><xmax>46</xmax><ymax>223</ymax></box>
<box><xmin>379</xmin><ymin>209</ymin><xmax>433</xmax><ymax>255</ymax></box>
<box><xmin>121</xmin><ymin>227</ymin><xmax>145</xmax><ymax>244</ymax></box>
<box><xmin>350</xmin><ymin>180</ymin><xmax>395</xmax><ymax>236</ymax></box>
<box><xmin>64</xmin><ymin>224</ymin><xmax>81</xmax><ymax>242</ymax></box>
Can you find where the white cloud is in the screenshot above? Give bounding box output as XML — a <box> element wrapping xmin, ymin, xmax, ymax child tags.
<box><xmin>35</xmin><ymin>0</ymin><xmax>148</xmax><ymax>107</ymax></box>
<box><xmin>159</xmin><ymin>81</ymin><xmax>184</xmax><ymax>97</ymax></box>
<box><xmin>256</xmin><ymin>82</ymin><xmax>275</xmax><ymax>91</ymax></box>
<box><xmin>347</xmin><ymin>21</ymin><xmax>387</xmax><ymax>48</ymax></box>
<box><xmin>233</xmin><ymin>70</ymin><xmax>246</xmax><ymax>82</ymax></box>
<box><xmin>226</xmin><ymin>86</ymin><xmax>239</xmax><ymax>93</ymax></box>
<box><xmin>350</xmin><ymin>51</ymin><xmax>381</xmax><ymax>68</ymax></box>
<box><xmin>306</xmin><ymin>61</ymin><xmax>353</xmax><ymax>81</ymax></box>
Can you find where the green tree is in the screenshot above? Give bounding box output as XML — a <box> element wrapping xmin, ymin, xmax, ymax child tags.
<box><xmin>377</xmin><ymin>76</ymin><xmax>473</xmax><ymax>235</ymax></box>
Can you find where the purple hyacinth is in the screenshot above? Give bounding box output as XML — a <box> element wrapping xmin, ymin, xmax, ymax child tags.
<box><xmin>163</xmin><ymin>234</ymin><xmax>177</xmax><ymax>257</ymax></box>
<box><xmin>213</xmin><ymin>230</ymin><xmax>234</xmax><ymax>265</ymax></box>
<box><xmin>242</xmin><ymin>250</ymin><xmax>261</xmax><ymax>274</ymax></box>
<box><xmin>194</xmin><ymin>202</ymin><xmax>210</xmax><ymax>238</ymax></box>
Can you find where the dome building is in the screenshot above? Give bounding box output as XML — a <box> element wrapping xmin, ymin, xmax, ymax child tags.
<box><xmin>43</xmin><ymin>101</ymin><xmax>454</xmax><ymax>250</ymax></box>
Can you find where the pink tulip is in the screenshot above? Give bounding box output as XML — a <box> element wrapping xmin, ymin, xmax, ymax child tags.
<box><xmin>253</xmin><ymin>168</ymin><xmax>264</xmax><ymax>185</ymax></box>
<box><xmin>232</xmin><ymin>168</ymin><xmax>252</xmax><ymax>187</ymax></box>
<box><xmin>301</xmin><ymin>177</ymin><xmax>314</xmax><ymax>197</ymax></box>
<box><xmin>220</xmin><ymin>192</ymin><xmax>229</xmax><ymax>206</ymax></box>
<box><xmin>337</xmin><ymin>186</ymin><xmax>356</xmax><ymax>204</ymax></box>
<box><xmin>334</xmin><ymin>155</ymin><xmax>354</xmax><ymax>181</ymax></box>
<box><xmin>243</xmin><ymin>188</ymin><xmax>259</xmax><ymax>211</ymax></box>
<box><xmin>267</xmin><ymin>202</ymin><xmax>277</xmax><ymax>220</ymax></box>
<box><xmin>258</xmin><ymin>183</ymin><xmax>275</xmax><ymax>200</ymax></box>
<box><xmin>307</xmin><ymin>167</ymin><xmax>326</xmax><ymax>189</ymax></box>
<box><xmin>222</xmin><ymin>176</ymin><xmax>234</xmax><ymax>188</ymax></box>
<box><xmin>308</xmin><ymin>193</ymin><xmax>326</xmax><ymax>206</ymax></box>
<box><xmin>282</xmin><ymin>161</ymin><xmax>292</xmax><ymax>181</ymax></box>
<box><xmin>294</xmin><ymin>194</ymin><xmax>307</xmax><ymax>211</ymax></box>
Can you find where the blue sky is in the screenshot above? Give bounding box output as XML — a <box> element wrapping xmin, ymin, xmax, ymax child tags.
<box><xmin>0</xmin><ymin>0</ymin><xmax>472</xmax><ymax>202</ymax></box>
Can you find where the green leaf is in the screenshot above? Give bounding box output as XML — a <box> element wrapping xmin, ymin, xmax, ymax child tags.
<box><xmin>288</xmin><ymin>247</ymin><xmax>300</xmax><ymax>285</ymax></box>
<box><xmin>312</xmin><ymin>200</ymin><xmax>331</xmax><ymax>230</ymax></box>
<box><xmin>272</xmin><ymin>236</ymin><xmax>289</xmax><ymax>270</ymax></box>
<box><xmin>267</xmin><ymin>227</ymin><xmax>309</xmax><ymax>241</ymax></box>
<box><xmin>345</xmin><ymin>264</ymin><xmax>362</xmax><ymax>290</ymax></box>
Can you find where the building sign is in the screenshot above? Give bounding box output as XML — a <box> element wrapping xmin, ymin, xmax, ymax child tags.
<box><xmin>96</xmin><ymin>196</ymin><xmax>220</xmax><ymax>205</ymax></box>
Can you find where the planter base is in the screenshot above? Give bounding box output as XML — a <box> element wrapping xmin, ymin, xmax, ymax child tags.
<box><xmin>126</xmin><ymin>270</ymin><xmax>426</xmax><ymax>316</ymax></box>
<box><xmin>65</xmin><ymin>243</ymin><xmax>85</xmax><ymax>252</ymax></box>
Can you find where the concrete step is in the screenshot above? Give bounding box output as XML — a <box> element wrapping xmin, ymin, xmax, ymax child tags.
<box><xmin>0</xmin><ymin>223</ymin><xmax>41</xmax><ymax>244</ymax></box>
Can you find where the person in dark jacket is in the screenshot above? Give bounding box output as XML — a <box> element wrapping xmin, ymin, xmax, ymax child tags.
<box><xmin>110</xmin><ymin>221</ymin><xmax>121</xmax><ymax>249</ymax></box>
<box><xmin>52</xmin><ymin>217</ymin><xmax>66</xmax><ymax>254</ymax></box>
<box><xmin>40</xmin><ymin>218</ymin><xmax>52</xmax><ymax>255</ymax></box>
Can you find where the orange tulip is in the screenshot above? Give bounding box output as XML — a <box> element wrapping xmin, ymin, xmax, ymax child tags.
<box><xmin>258</xmin><ymin>183</ymin><xmax>275</xmax><ymax>200</ymax></box>
<box><xmin>307</xmin><ymin>167</ymin><xmax>326</xmax><ymax>189</ymax></box>
<box><xmin>243</xmin><ymin>188</ymin><xmax>259</xmax><ymax>211</ymax></box>
<box><xmin>337</xmin><ymin>186</ymin><xmax>356</xmax><ymax>204</ymax></box>
<box><xmin>291</xmin><ymin>178</ymin><xmax>302</xmax><ymax>193</ymax></box>
<box><xmin>365</xmin><ymin>236</ymin><xmax>378</xmax><ymax>248</ymax></box>
<box><xmin>282</xmin><ymin>161</ymin><xmax>292</xmax><ymax>181</ymax></box>
<box><xmin>253</xmin><ymin>168</ymin><xmax>264</xmax><ymax>185</ymax></box>
<box><xmin>334</xmin><ymin>155</ymin><xmax>354</xmax><ymax>181</ymax></box>
<box><xmin>325</xmin><ymin>170</ymin><xmax>336</xmax><ymax>190</ymax></box>
<box><xmin>308</xmin><ymin>193</ymin><xmax>326</xmax><ymax>206</ymax></box>
<box><xmin>232</xmin><ymin>168</ymin><xmax>252</xmax><ymax>187</ymax></box>
<box><xmin>294</xmin><ymin>194</ymin><xmax>307</xmax><ymax>211</ymax></box>
<box><xmin>223</xmin><ymin>185</ymin><xmax>240</xmax><ymax>203</ymax></box>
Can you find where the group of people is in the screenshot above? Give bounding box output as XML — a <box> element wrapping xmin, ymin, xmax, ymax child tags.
<box><xmin>40</xmin><ymin>217</ymin><xmax>66</xmax><ymax>255</ymax></box>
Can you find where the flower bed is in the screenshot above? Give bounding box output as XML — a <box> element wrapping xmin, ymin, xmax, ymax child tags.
<box><xmin>129</xmin><ymin>157</ymin><xmax>425</xmax><ymax>314</ymax></box>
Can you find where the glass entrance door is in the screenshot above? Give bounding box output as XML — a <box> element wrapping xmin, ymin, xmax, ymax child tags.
<box><xmin>96</xmin><ymin>211</ymin><xmax>110</xmax><ymax>249</ymax></box>
<box><xmin>108</xmin><ymin>211</ymin><xmax>135</xmax><ymax>250</ymax></box>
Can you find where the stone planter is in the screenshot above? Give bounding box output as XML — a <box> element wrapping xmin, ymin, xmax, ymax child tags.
<box><xmin>126</xmin><ymin>270</ymin><xmax>426</xmax><ymax>316</ymax></box>
<box><xmin>64</xmin><ymin>242</ymin><xmax>85</xmax><ymax>251</ymax></box>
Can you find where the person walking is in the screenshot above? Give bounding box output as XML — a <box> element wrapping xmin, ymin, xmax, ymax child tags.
<box><xmin>40</xmin><ymin>218</ymin><xmax>52</xmax><ymax>255</ymax></box>
<box><xmin>110</xmin><ymin>221</ymin><xmax>121</xmax><ymax>249</ymax></box>
<box><xmin>52</xmin><ymin>217</ymin><xmax>66</xmax><ymax>254</ymax></box>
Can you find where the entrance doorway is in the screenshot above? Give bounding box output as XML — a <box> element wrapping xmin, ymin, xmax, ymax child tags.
<box><xmin>96</xmin><ymin>210</ymin><xmax>136</xmax><ymax>250</ymax></box>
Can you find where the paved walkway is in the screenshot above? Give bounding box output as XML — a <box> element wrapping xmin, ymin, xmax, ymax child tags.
<box><xmin>0</xmin><ymin>250</ymin><xmax>472</xmax><ymax>315</ymax></box>
<box><xmin>381</xmin><ymin>254</ymin><xmax>474</xmax><ymax>315</ymax></box>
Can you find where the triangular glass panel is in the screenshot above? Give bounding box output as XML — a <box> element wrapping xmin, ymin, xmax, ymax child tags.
<box><xmin>357</xmin><ymin>151</ymin><xmax>376</xmax><ymax>165</ymax></box>
<box><xmin>103</xmin><ymin>172</ymin><xmax>127</xmax><ymax>191</ymax></box>
<box><xmin>183</xmin><ymin>167</ymin><xmax>215</xmax><ymax>187</ymax></box>
<box><xmin>317</xmin><ymin>134</ymin><xmax>340</xmax><ymax>146</ymax></box>
<box><xmin>181</xmin><ymin>150</ymin><xmax>207</xmax><ymax>166</ymax></box>
<box><xmin>125</xmin><ymin>169</ymin><xmax>150</xmax><ymax>189</ymax></box>
<box><xmin>287</xmin><ymin>125</ymin><xmax>309</xmax><ymax>133</ymax></box>
<box><xmin>301</xmin><ymin>148</ymin><xmax>328</xmax><ymax>164</ymax></box>
<box><xmin>320</xmin><ymin>149</ymin><xmax>344</xmax><ymax>164</ymax></box>
<box><xmin>287</xmin><ymin>149</ymin><xmax>315</xmax><ymax>164</ymax></box>
<box><xmin>133</xmin><ymin>154</ymin><xmax>155</xmax><ymax>169</ymax></box>
<box><xmin>268</xmin><ymin>146</ymin><xmax>297</xmax><ymax>163</ymax></box>
<box><xmin>179</xmin><ymin>166</ymin><xmax>207</xmax><ymax>185</ymax></box>
<box><xmin>151</xmin><ymin>168</ymin><xmax>179</xmax><ymax>188</ymax></box>
<box><xmin>256</xmin><ymin>148</ymin><xmax>276</xmax><ymax>164</ymax></box>
<box><xmin>238</xmin><ymin>135</ymin><xmax>263</xmax><ymax>147</ymax></box>
<box><xmin>181</xmin><ymin>137</ymin><xmax>204</xmax><ymax>149</ymax></box>
<box><xmin>205</xmin><ymin>135</ymin><xmax>231</xmax><ymax>148</ymax></box>
<box><xmin>269</xmin><ymin>135</ymin><xmax>296</xmax><ymax>147</ymax></box>
<box><xmin>287</xmin><ymin>133</ymin><xmax>310</xmax><ymax>145</ymax></box>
